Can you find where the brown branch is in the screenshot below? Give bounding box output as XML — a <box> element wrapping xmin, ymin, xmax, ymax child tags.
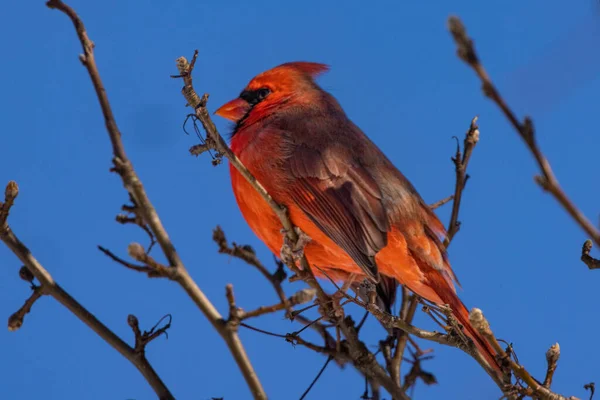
<box><xmin>543</xmin><ymin>343</ymin><xmax>560</xmax><ymax>388</ymax></box>
<box><xmin>0</xmin><ymin>181</ymin><xmax>18</xmax><ymax>225</ymax></box>
<box><xmin>8</xmin><ymin>282</ymin><xmax>46</xmax><ymax>331</ymax></box>
<box><xmin>128</xmin><ymin>314</ymin><xmax>172</xmax><ymax>355</ymax></box>
<box><xmin>44</xmin><ymin>1</ymin><xmax>266</xmax><ymax>398</ymax></box>
<box><xmin>401</xmin><ymin>344</ymin><xmax>437</xmax><ymax>392</ymax></box>
<box><xmin>390</xmin><ymin>290</ymin><xmax>419</xmax><ymax>386</ymax></box>
<box><xmin>0</xmin><ymin>182</ymin><xmax>173</xmax><ymax>399</ymax></box>
<box><xmin>470</xmin><ymin>308</ymin><xmax>579</xmax><ymax>400</ymax></box>
<box><xmin>117</xmin><ymin>195</ymin><xmax>156</xmax><ymax>253</ymax></box>
<box><xmin>241</xmin><ymin>289</ymin><xmax>316</xmax><ymax>320</ymax></box>
<box><xmin>213</xmin><ymin>226</ymin><xmax>290</xmax><ymax>313</ymax></box>
<box><xmin>444</xmin><ymin>116</ymin><xmax>479</xmax><ymax>246</ymax></box>
<box><xmin>212</xmin><ymin>227</ymin><xmax>353</xmax><ymax>370</ymax></box>
<box><xmin>212</xmin><ymin>227</ymin><xmax>345</xmax><ymax>362</ymax></box>
<box><xmin>98</xmin><ymin>245</ymin><xmax>167</xmax><ymax>277</ymax></box>
<box><xmin>448</xmin><ymin>16</ymin><xmax>600</xmax><ymax>248</ymax></box>
<box><xmin>581</xmin><ymin>240</ymin><xmax>600</xmax><ymax>270</ymax></box>
<box><xmin>294</xmin><ymin>315</ymin><xmax>338</xmax><ymax>351</ymax></box>
<box><xmin>429</xmin><ymin>195</ymin><xmax>454</xmax><ymax>210</ymax></box>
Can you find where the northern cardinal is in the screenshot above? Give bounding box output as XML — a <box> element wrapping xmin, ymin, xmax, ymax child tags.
<box><xmin>215</xmin><ymin>62</ymin><xmax>500</xmax><ymax>375</ymax></box>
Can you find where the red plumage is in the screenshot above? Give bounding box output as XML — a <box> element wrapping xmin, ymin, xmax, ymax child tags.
<box><xmin>216</xmin><ymin>62</ymin><xmax>501</xmax><ymax>376</ymax></box>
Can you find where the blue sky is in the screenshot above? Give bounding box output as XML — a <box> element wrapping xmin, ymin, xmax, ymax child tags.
<box><xmin>1</xmin><ymin>1</ymin><xmax>599</xmax><ymax>399</ymax></box>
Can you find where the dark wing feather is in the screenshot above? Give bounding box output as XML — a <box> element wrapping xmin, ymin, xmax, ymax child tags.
<box><xmin>287</xmin><ymin>143</ymin><xmax>389</xmax><ymax>281</ymax></box>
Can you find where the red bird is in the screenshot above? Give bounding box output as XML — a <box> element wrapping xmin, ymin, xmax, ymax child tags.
<box><xmin>216</xmin><ymin>62</ymin><xmax>500</xmax><ymax>375</ymax></box>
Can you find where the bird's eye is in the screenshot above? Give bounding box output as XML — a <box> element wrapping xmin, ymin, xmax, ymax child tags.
<box><xmin>239</xmin><ymin>87</ymin><xmax>271</xmax><ymax>105</ymax></box>
<box><xmin>257</xmin><ymin>88</ymin><xmax>271</xmax><ymax>99</ymax></box>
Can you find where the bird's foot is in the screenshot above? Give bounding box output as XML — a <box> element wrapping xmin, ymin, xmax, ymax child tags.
<box><xmin>359</xmin><ymin>278</ymin><xmax>378</xmax><ymax>307</ymax></box>
<box><xmin>280</xmin><ymin>227</ymin><xmax>311</xmax><ymax>266</ymax></box>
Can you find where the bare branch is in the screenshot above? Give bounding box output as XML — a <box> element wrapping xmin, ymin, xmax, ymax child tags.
<box><xmin>543</xmin><ymin>343</ymin><xmax>560</xmax><ymax>388</ymax></box>
<box><xmin>429</xmin><ymin>194</ymin><xmax>454</xmax><ymax>210</ymax></box>
<box><xmin>8</xmin><ymin>283</ymin><xmax>46</xmax><ymax>332</ymax></box>
<box><xmin>447</xmin><ymin>16</ymin><xmax>600</xmax><ymax>248</ymax></box>
<box><xmin>391</xmin><ymin>291</ymin><xmax>419</xmax><ymax>385</ymax></box>
<box><xmin>444</xmin><ymin>117</ymin><xmax>479</xmax><ymax>246</ymax></box>
<box><xmin>98</xmin><ymin>245</ymin><xmax>167</xmax><ymax>277</ymax></box>
<box><xmin>213</xmin><ymin>226</ymin><xmax>290</xmax><ymax>313</ymax></box>
<box><xmin>581</xmin><ymin>240</ymin><xmax>600</xmax><ymax>270</ymax></box>
<box><xmin>44</xmin><ymin>1</ymin><xmax>266</xmax><ymax>398</ymax></box>
<box><xmin>0</xmin><ymin>181</ymin><xmax>18</xmax><ymax>225</ymax></box>
<box><xmin>117</xmin><ymin>195</ymin><xmax>157</xmax><ymax>253</ymax></box>
<box><xmin>0</xmin><ymin>182</ymin><xmax>173</xmax><ymax>399</ymax></box>
<box><xmin>241</xmin><ymin>289</ymin><xmax>316</xmax><ymax>320</ymax></box>
<box><xmin>128</xmin><ymin>314</ymin><xmax>172</xmax><ymax>355</ymax></box>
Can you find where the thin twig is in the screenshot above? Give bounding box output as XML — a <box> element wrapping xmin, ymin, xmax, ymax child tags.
<box><xmin>98</xmin><ymin>245</ymin><xmax>165</xmax><ymax>277</ymax></box>
<box><xmin>8</xmin><ymin>284</ymin><xmax>46</xmax><ymax>331</ymax></box>
<box><xmin>294</xmin><ymin>315</ymin><xmax>337</xmax><ymax>350</ymax></box>
<box><xmin>240</xmin><ymin>323</ymin><xmax>288</xmax><ymax>339</ymax></box>
<box><xmin>448</xmin><ymin>16</ymin><xmax>600</xmax><ymax>248</ymax></box>
<box><xmin>44</xmin><ymin>1</ymin><xmax>266</xmax><ymax>398</ymax></box>
<box><xmin>444</xmin><ymin>117</ymin><xmax>479</xmax><ymax>246</ymax></box>
<box><xmin>0</xmin><ymin>181</ymin><xmax>18</xmax><ymax>225</ymax></box>
<box><xmin>128</xmin><ymin>314</ymin><xmax>172</xmax><ymax>355</ymax></box>
<box><xmin>241</xmin><ymin>289</ymin><xmax>316</xmax><ymax>320</ymax></box>
<box><xmin>299</xmin><ymin>356</ymin><xmax>333</xmax><ymax>400</ymax></box>
<box><xmin>543</xmin><ymin>343</ymin><xmax>560</xmax><ymax>388</ymax></box>
<box><xmin>581</xmin><ymin>240</ymin><xmax>600</xmax><ymax>270</ymax></box>
<box><xmin>213</xmin><ymin>226</ymin><xmax>291</xmax><ymax>314</ymax></box>
<box><xmin>429</xmin><ymin>195</ymin><xmax>454</xmax><ymax>210</ymax></box>
<box><xmin>391</xmin><ymin>292</ymin><xmax>419</xmax><ymax>386</ymax></box>
<box><xmin>117</xmin><ymin>195</ymin><xmax>156</xmax><ymax>253</ymax></box>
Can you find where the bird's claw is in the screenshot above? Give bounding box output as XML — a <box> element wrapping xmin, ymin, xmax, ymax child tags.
<box><xmin>280</xmin><ymin>227</ymin><xmax>311</xmax><ymax>266</ymax></box>
<box><xmin>359</xmin><ymin>278</ymin><xmax>377</xmax><ymax>306</ymax></box>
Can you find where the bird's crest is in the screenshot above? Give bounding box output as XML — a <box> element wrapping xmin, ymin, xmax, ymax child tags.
<box><xmin>278</xmin><ymin>62</ymin><xmax>329</xmax><ymax>78</ymax></box>
<box><xmin>248</xmin><ymin>62</ymin><xmax>329</xmax><ymax>90</ymax></box>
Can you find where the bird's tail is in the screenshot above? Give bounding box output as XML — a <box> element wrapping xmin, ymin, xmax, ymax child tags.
<box><xmin>407</xmin><ymin>254</ymin><xmax>503</xmax><ymax>380</ymax></box>
<box><xmin>436</xmin><ymin>287</ymin><xmax>503</xmax><ymax>380</ymax></box>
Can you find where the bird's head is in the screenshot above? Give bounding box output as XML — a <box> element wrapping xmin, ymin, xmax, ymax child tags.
<box><xmin>215</xmin><ymin>62</ymin><xmax>329</xmax><ymax>125</ymax></box>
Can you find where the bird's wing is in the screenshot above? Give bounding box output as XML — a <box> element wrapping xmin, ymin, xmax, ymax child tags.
<box><xmin>286</xmin><ymin>143</ymin><xmax>389</xmax><ymax>282</ymax></box>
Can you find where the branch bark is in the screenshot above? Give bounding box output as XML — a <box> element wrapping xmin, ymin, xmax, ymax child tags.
<box><xmin>43</xmin><ymin>1</ymin><xmax>266</xmax><ymax>398</ymax></box>
<box><xmin>444</xmin><ymin>117</ymin><xmax>479</xmax><ymax>246</ymax></box>
<box><xmin>581</xmin><ymin>240</ymin><xmax>600</xmax><ymax>270</ymax></box>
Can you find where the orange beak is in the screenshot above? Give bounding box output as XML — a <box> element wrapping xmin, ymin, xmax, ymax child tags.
<box><xmin>214</xmin><ymin>98</ymin><xmax>250</xmax><ymax>122</ymax></box>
